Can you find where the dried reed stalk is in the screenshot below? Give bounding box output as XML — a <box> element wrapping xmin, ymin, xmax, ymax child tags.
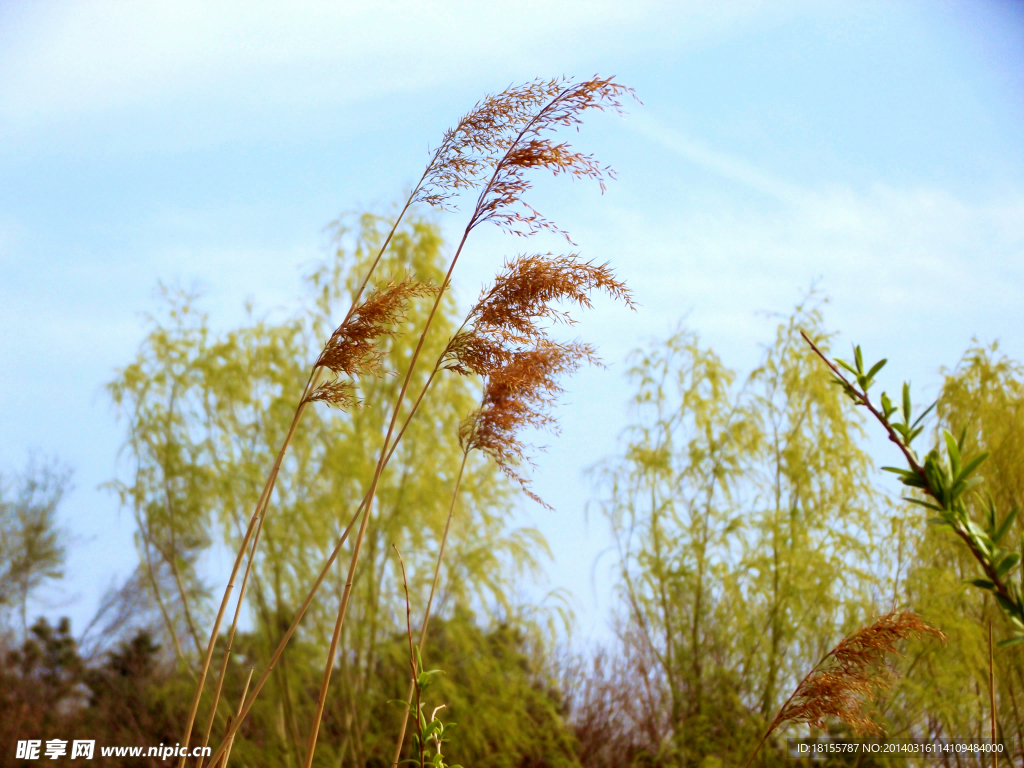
<box><xmin>203</xmin><ymin>366</ymin><xmax>462</xmax><ymax>767</ymax></box>
<box><xmin>184</xmin><ymin>274</ymin><xmax>432</xmax><ymax>765</ymax></box>
<box><xmin>388</xmin><ymin>346</ymin><xmax>585</xmax><ymax>764</ymax></box>
<box><xmin>389</xmin><ymin>447</ymin><xmax>470</xmax><ymax>768</ymax></box>
<box><xmin>182</xmin><ymin>215</ymin><xmax>440</xmax><ymax>767</ymax></box>
<box><xmin>178</xmin><ymin>396</ymin><xmax>310</xmax><ymax>768</ymax></box>
<box><xmin>220</xmin><ymin>666</ymin><xmax>253</xmax><ymax>768</ymax></box>
<box><xmin>743</xmin><ymin>611</ymin><xmax>944</xmax><ymax>768</ymax></box>
<box><xmin>393</xmin><ymin>544</ymin><xmax>426</xmax><ymax>768</ymax></box>
<box><xmin>208</xmin><ymin>262</ymin><xmax>601</xmax><ymax>764</ymax></box>
<box><xmin>195</xmin><ymin>77</ymin><xmax>631</xmax><ymax>767</ymax></box>
<box><xmin>302</xmin><ymin>76</ymin><xmax>633</xmax><ymax>768</ymax></box>
<box><xmin>182</xmin><ymin>82</ymin><xmax>536</xmax><ymax>757</ymax></box>
<box><xmin>196</xmin><ymin>511</ymin><xmax>265</xmax><ymax>767</ymax></box>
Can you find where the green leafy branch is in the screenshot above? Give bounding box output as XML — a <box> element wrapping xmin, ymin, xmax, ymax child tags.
<box><xmin>392</xmin><ymin>544</ymin><xmax>462</xmax><ymax>768</ymax></box>
<box><xmin>801</xmin><ymin>332</ymin><xmax>1024</xmax><ymax>647</ymax></box>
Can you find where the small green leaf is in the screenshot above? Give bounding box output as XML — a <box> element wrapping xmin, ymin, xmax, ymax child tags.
<box><xmin>418</xmin><ymin>670</ymin><xmax>444</xmax><ymax>689</ymax></box>
<box><xmin>924</xmin><ymin>456</ymin><xmax>948</xmax><ymax>501</ymax></box>
<box><xmin>865</xmin><ymin>358</ymin><xmax>887</xmax><ymax>386</ymax></box>
<box><xmin>904</xmin><ymin>497</ymin><xmax>944</xmax><ymax>513</ymax></box>
<box><xmin>955</xmin><ymin>452</ymin><xmax>990</xmax><ymax>484</ymax></box>
<box><xmin>950</xmin><ymin>476</ymin><xmax>984</xmax><ymax>501</ymax></box>
<box><xmin>1020</xmin><ymin>529</ymin><xmax>1024</xmax><ymax>597</ymax></box>
<box><xmin>995</xmin><ymin>506</ymin><xmax>1021</xmax><ymax>544</ymax></box>
<box><xmin>880</xmin><ymin>391</ymin><xmax>894</xmax><ymax>419</ymax></box>
<box><xmin>854</xmin><ymin>345</ymin><xmax>864</xmax><ymax>373</ymax></box>
<box><xmin>910</xmin><ymin>401</ymin><xmax>936</xmax><ymax>430</ymax></box>
<box><xmin>997</xmin><ymin>635</ymin><xmax>1024</xmax><ymax>649</ymax></box>
<box><xmin>997</xmin><ymin>553</ymin><xmax>1021</xmax><ymax>578</ymax></box>
<box><xmin>965</xmin><ymin>520</ymin><xmax>995</xmax><ymax>555</ymax></box>
<box><xmin>944</xmin><ymin>430</ymin><xmax>961</xmax><ymax>476</ymax></box>
<box><xmin>902</xmin><ymin>382</ymin><xmax>912</xmax><ymax>424</ymax></box>
<box><xmin>835</xmin><ymin>358</ymin><xmax>856</xmax><ymax>373</ymax></box>
<box><xmin>986</xmin><ymin>494</ymin><xmax>998</xmax><ymax>534</ymax></box>
<box><xmin>881</xmin><ymin>465</ymin><xmax>912</xmax><ymax>477</ymax></box>
<box><xmin>967</xmin><ymin>578</ymin><xmax>996</xmax><ymax>591</ymax></box>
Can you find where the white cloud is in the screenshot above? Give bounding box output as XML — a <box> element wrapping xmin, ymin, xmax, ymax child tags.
<box><xmin>0</xmin><ymin>0</ymin><xmax>806</xmax><ymax>136</ymax></box>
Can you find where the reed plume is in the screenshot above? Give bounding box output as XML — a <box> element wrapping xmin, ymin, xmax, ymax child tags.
<box><xmin>459</xmin><ymin>341</ymin><xmax>595</xmax><ymax>507</ymax></box>
<box><xmin>744</xmin><ymin>611</ymin><xmax>944</xmax><ymax>768</ymax></box>
<box><xmin>194</xmin><ymin>79</ymin><xmax>570</xmax><ymax>745</ymax></box>
<box><xmin>305</xmin><ymin>277</ymin><xmax>437</xmax><ymax>408</ymax></box>
<box><xmin>302</xmin><ymin>77</ymin><xmax>633</xmax><ymax>768</ymax></box>
<box><xmin>467</xmin><ymin>77</ymin><xmax>635</xmax><ymax>241</ymax></box>
<box><xmin>442</xmin><ymin>253</ymin><xmax>634</xmax><ymax>377</ymax></box>
<box><xmin>414</xmin><ymin>78</ymin><xmax>566</xmax><ymax>210</ymax></box>
<box><xmin>444</xmin><ymin>252</ymin><xmax>632</xmax><ymax>503</ymax></box>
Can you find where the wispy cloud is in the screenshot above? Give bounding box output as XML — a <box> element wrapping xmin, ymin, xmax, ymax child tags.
<box><xmin>631</xmin><ymin>114</ymin><xmax>805</xmax><ymax>204</ymax></box>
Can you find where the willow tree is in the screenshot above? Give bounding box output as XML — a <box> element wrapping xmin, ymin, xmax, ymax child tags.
<box><xmin>590</xmin><ymin>299</ymin><xmax>883</xmax><ymax>766</ymax></box>
<box><xmin>735</xmin><ymin>306</ymin><xmax>879</xmax><ymax>726</ymax></box>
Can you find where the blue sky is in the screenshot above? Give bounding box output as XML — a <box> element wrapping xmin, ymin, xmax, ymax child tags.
<box><xmin>2</xmin><ymin>0</ymin><xmax>1022</xmax><ymax>643</ymax></box>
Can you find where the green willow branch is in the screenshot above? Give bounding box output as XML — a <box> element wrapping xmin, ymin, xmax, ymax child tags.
<box><xmin>801</xmin><ymin>331</ymin><xmax>1024</xmax><ymax>646</ymax></box>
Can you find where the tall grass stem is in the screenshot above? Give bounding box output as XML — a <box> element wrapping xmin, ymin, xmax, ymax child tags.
<box><xmin>391</xmin><ymin>446</ymin><xmax>470</xmax><ymax>766</ymax></box>
<box><xmin>300</xmin><ymin>220</ymin><xmax>473</xmax><ymax>767</ymax></box>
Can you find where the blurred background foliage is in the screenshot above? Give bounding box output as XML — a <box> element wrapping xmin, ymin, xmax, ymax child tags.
<box><xmin>2</xmin><ymin>213</ymin><xmax>1023</xmax><ymax>767</ymax></box>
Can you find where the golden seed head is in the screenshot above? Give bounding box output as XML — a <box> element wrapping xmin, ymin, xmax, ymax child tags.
<box><xmin>778</xmin><ymin>611</ymin><xmax>944</xmax><ymax>735</ymax></box>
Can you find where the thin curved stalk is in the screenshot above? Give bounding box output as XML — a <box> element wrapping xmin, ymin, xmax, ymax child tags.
<box><xmin>177</xmin><ymin>377</ymin><xmax>312</xmax><ymax>768</ymax></box>
<box><xmin>203</xmin><ymin>503</ymin><xmax>361</xmax><ymax>768</ymax></box>
<box><xmin>301</xmin><ymin>221</ymin><xmax>474</xmax><ymax>768</ymax></box>
<box><xmin>181</xmin><ymin>192</ymin><xmax>428</xmax><ymax>766</ymax></box>
<box><xmin>222</xmin><ymin>667</ymin><xmax>253</xmax><ymax>768</ymax></box>
<box><xmin>203</xmin><ymin>365</ymin><xmax>445</xmax><ymax>767</ymax></box>
<box><xmin>391</xmin><ymin>446</ymin><xmax>470</xmax><ymax>767</ymax></box>
<box><xmin>196</xmin><ymin>513</ymin><xmax>266</xmax><ymax>767</ymax></box>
